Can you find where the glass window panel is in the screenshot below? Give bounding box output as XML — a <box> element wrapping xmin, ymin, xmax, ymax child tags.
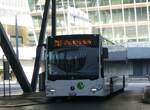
<box><xmin>136</xmin><ymin>7</ymin><xmax>147</xmax><ymax>21</ymax></box>
<box><xmin>56</xmin><ymin>15</ymin><xmax>64</xmax><ymax>27</ymax></box>
<box><xmin>92</xmin><ymin>28</ymin><xmax>101</xmax><ymax>34</ymax></box>
<box><xmin>126</xmin><ymin>26</ymin><xmax>136</xmax><ymax>38</ymax></box>
<box><xmin>123</xmin><ymin>0</ymin><xmax>134</xmax><ymax>4</ymax></box>
<box><xmin>101</xmin><ymin>28</ymin><xmax>113</xmax><ymax>39</ymax></box>
<box><xmin>124</xmin><ymin>8</ymin><xmax>135</xmax><ymax>22</ymax></box>
<box><xmin>60</xmin><ymin>0</ymin><xmax>67</xmax><ymax>8</ymax></box>
<box><xmin>61</xmin><ymin>0</ymin><xmax>74</xmax><ymax>8</ymax></box>
<box><xmin>56</xmin><ymin>0</ymin><xmax>63</xmax><ymax>8</ymax></box>
<box><xmin>87</xmin><ymin>0</ymin><xmax>97</xmax><ymax>7</ymax></box>
<box><xmin>100</xmin><ymin>10</ymin><xmax>111</xmax><ymax>24</ymax></box>
<box><xmin>128</xmin><ymin>39</ymin><xmax>137</xmax><ymax>42</ymax></box>
<box><xmin>111</xmin><ymin>0</ymin><xmax>122</xmax><ymax>5</ymax></box>
<box><xmin>88</xmin><ymin>11</ymin><xmax>99</xmax><ymax>24</ymax></box>
<box><xmin>75</xmin><ymin>0</ymin><xmax>86</xmax><ymax>8</ymax></box>
<box><xmin>28</xmin><ymin>32</ymin><xmax>36</xmax><ymax>46</ymax></box>
<box><xmin>112</xmin><ymin>9</ymin><xmax>123</xmax><ymax>23</ymax></box>
<box><xmin>138</xmin><ymin>26</ymin><xmax>148</xmax><ymax>38</ymax></box>
<box><xmin>138</xmin><ymin>38</ymin><xmax>149</xmax><ymax>42</ymax></box>
<box><xmin>114</xmin><ymin>27</ymin><xmax>124</xmax><ymax>38</ymax></box>
<box><xmin>28</xmin><ymin>0</ymin><xmax>37</xmax><ymax>11</ymax></box>
<box><xmin>10</xmin><ymin>36</ymin><xmax>23</xmax><ymax>46</ymax></box>
<box><xmin>48</xmin><ymin>18</ymin><xmax>52</xmax><ymax>27</ymax></box>
<box><xmin>32</xmin><ymin>16</ymin><xmax>42</xmax><ymax>28</ymax></box>
<box><xmin>100</xmin><ymin>0</ymin><xmax>109</xmax><ymax>6</ymax></box>
<box><xmin>136</xmin><ymin>0</ymin><xmax>146</xmax><ymax>3</ymax></box>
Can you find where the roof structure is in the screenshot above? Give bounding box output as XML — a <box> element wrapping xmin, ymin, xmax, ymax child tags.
<box><xmin>0</xmin><ymin>0</ymin><xmax>33</xmax><ymax>27</ymax></box>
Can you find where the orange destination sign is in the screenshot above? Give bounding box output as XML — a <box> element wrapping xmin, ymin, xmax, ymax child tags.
<box><xmin>54</xmin><ymin>39</ymin><xmax>92</xmax><ymax>47</ymax></box>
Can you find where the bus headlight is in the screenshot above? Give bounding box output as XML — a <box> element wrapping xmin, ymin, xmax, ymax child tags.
<box><xmin>49</xmin><ymin>88</ymin><xmax>56</xmax><ymax>94</ymax></box>
<box><xmin>50</xmin><ymin>89</ymin><xmax>55</xmax><ymax>92</ymax></box>
<box><xmin>91</xmin><ymin>88</ymin><xmax>97</xmax><ymax>93</ymax></box>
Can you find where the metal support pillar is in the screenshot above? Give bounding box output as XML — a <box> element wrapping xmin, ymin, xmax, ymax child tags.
<box><xmin>31</xmin><ymin>0</ymin><xmax>50</xmax><ymax>92</ymax></box>
<box><xmin>52</xmin><ymin>0</ymin><xmax>56</xmax><ymax>36</ymax></box>
<box><xmin>0</xmin><ymin>22</ymin><xmax>32</xmax><ymax>93</ymax></box>
<box><xmin>15</xmin><ymin>16</ymin><xmax>19</xmax><ymax>58</ymax></box>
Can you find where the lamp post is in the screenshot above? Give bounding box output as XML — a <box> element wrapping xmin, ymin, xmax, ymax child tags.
<box><xmin>15</xmin><ymin>16</ymin><xmax>19</xmax><ymax>58</ymax></box>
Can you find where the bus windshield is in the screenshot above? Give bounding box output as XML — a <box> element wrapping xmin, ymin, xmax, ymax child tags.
<box><xmin>47</xmin><ymin>35</ymin><xmax>100</xmax><ymax>80</ymax></box>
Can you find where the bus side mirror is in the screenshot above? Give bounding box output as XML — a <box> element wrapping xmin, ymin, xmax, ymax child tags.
<box><xmin>47</xmin><ymin>37</ymin><xmax>55</xmax><ymax>51</ymax></box>
<box><xmin>102</xmin><ymin>47</ymin><xmax>108</xmax><ymax>59</ymax></box>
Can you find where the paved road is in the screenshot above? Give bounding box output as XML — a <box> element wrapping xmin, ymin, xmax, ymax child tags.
<box><xmin>0</xmin><ymin>83</ymin><xmax>150</xmax><ymax>110</ymax></box>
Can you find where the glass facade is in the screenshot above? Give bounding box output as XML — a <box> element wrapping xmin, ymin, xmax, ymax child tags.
<box><xmin>0</xmin><ymin>0</ymin><xmax>37</xmax><ymax>46</ymax></box>
<box><xmin>29</xmin><ymin>0</ymin><xmax>150</xmax><ymax>43</ymax></box>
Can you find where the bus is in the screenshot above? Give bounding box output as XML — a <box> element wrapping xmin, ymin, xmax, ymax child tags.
<box><xmin>45</xmin><ymin>34</ymin><xmax>125</xmax><ymax>97</ymax></box>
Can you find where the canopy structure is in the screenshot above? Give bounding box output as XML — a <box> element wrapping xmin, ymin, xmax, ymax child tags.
<box><xmin>0</xmin><ymin>0</ymin><xmax>33</xmax><ymax>28</ymax></box>
<box><xmin>0</xmin><ymin>0</ymin><xmax>37</xmax><ymax>45</ymax></box>
<box><xmin>0</xmin><ymin>0</ymin><xmax>30</xmax><ymax>15</ymax></box>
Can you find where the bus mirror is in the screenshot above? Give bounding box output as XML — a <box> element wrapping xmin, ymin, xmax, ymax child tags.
<box><xmin>102</xmin><ymin>47</ymin><xmax>108</xmax><ymax>58</ymax></box>
<box><xmin>48</xmin><ymin>37</ymin><xmax>55</xmax><ymax>51</ymax></box>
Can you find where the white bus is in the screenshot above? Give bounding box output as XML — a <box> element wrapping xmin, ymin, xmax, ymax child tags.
<box><xmin>45</xmin><ymin>34</ymin><xmax>125</xmax><ymax>97</ymax></box>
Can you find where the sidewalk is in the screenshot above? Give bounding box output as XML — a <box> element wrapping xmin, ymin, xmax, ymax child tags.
<box><xmin>0</xmin><ymin>92</ymin><xmax>47</xmax><ymax>107</ymax></box>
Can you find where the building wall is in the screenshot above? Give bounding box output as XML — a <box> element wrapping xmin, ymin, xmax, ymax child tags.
<box><xmin>0</xmin><ymin>0</ymin><xmax>37</xmax><ymax>82</ymax></box>
<box><xmin>3</xmin><ymin>25</ymin><xmax>30</xmax><ymax>46</ymax></box>
<box><xmin>132</xmin><ymin>61</ymin><xmax>150</xmax><ymax>77</ymax></box>
<box><xmin>29</xmin><ymin>0</ymin><xmax>150</xmax><ymax>44</ymax></box>
<box><xmin>0</xmin><ymin>0</ymin><xmax>37</xmax><ymax>46</ymax></box>
<box><xmin>104</xmin><ymin>60</ymin><xmax>150</xmax><ymax>78</ymax></box>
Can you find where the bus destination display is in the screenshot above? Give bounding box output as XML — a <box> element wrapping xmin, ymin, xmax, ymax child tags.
<box><xmin>54</xmin><ymin>39</ymin><xmax>93</xmax><ymax>47</ymax></box>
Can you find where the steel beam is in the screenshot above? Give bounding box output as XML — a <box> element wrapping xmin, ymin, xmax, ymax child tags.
<box><xmin>52</xmin><ymin>0</ymin><xmax>56</xmax><ymax>36</ymax></box>
<box><xmin>0</xmin><ymin>22</ymin><xmax>32</xmax><ymax>93</ymax></box>
<box><xmin>31</xmin><ymin>0</ymin><xmax>51</xmax><ymax>92</ymax></box>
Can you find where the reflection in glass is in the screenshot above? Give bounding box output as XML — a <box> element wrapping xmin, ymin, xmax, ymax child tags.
<box><xmin>112</xmin><ymin>9</ymin><xmax>123</xmax><ymax>23</ymax></box>
<box><xmin>136</xmin><ymin>7</ymin><xmax>147</xmax><ymax>21</ymax></box>
<box><xmin>124</xmin><ymin>8</ymin><xmax>135</xmax><ymax>22</ymax></box>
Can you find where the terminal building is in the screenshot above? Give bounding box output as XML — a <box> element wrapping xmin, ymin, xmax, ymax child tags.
<box><xmin>29</xmin><ymin>0</ymin><xmax>150</xmax><ymax>78</ymax></box>
<box><xmin>30</xmin><ymin>0</ymin><xmax>150</xmax><ymax>43</ymax></box>
<box><xmin>0</xmin><ymin>0</ymin><xmax>37</xmax><ymax>82</ymax></box>
<box><xmin>0</xmin><ymin>0</ymin><xmax>150</xmax><ymax>83</ymax></box>
<box><xmin>0</xmin><ymin>0</ymin><xmax>150</xmax><ymax>107</ymax></box>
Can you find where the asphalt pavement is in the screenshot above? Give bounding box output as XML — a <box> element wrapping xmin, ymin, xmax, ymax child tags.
<box><xmin>0</xmin><ymin>83</ymin><xmax>149</xmax><ymax>110</ymax></box>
